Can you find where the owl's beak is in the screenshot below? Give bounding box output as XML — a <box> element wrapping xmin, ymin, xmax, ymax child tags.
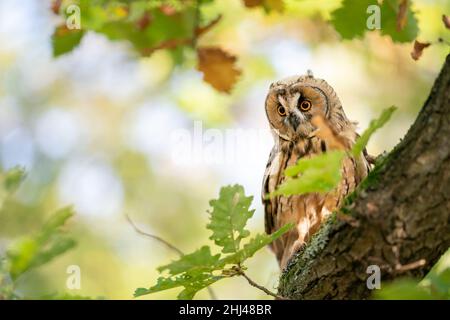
<box><xmin>286</xmin><ymin>114</ymin><xmax>300</xmax><ymax>130</ymax></box>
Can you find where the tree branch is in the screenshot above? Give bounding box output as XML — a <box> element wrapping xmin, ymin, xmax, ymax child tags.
<box><xmin>278</xmin><ymin>54</ymin><xmax>450</xmax><ymax>299</ymax></box>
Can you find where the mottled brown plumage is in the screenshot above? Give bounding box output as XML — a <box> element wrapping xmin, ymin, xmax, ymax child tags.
<box><xmin>262</xmin><ymin>72</ymin><xmax>371</xmax><ymax>268</ymax></box>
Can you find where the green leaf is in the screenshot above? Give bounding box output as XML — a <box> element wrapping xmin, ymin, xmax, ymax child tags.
<box><xmin>177</xmin><ymin>288</ymin><xmax>198</xmax><ymax>300</ymax></box>
<box><xmin>134</xmin><ymin>273</ymin><xmax>223</xmax><ymax>300</ymax></box>
<box><xmin>374</xmin><ymin>279</ymin><xmax>433</xmax><ymax>300</ymax></box>
<box><xmin>270</xmin><ymin>151</ymin><xmax>345</xmax><ymax>197</ymax></box>
<box><xmin>330</xmin><ymin>0</ymin><xmax>376</xmax><ymax>40</ymax></box>
<box><xmin>41</xmin><ymin>293</ymin><xmax>99</xmax><ymax>300</ymax></box>
<box><xmin>0</xmin><ymin>258</ymin><xmax>14</xmax><ymax>300</ymax></box>
<box><xmin>380</xmin><ymin>0</ymin><xmax>418</xmax><ymax>43</ymax></box>
<box><xmin>52</xmin><ymin>27</ymin><xmax>85</xmax><ymax>57</ymax></box>
<box><xmin>53</xmin><ymin>2</ymin><xmax>199</xmax><ymax>57</ymax></box>
<box><xmin>3</xmin><ymin>167</ymin><xmax>26</xmax><ymax>192</ymax></box>
<box><xmin>37</xmin><ymin>206</ymin><xmax>75</xmax><ymax>243</ymax></box>
<box><xmin>157</xmin><ymin>246</ymin><xmax>221</xmax><ymax>276</ymax></box>
<box><xmin>207</xmin><ymin>185</ymin><xmax>255</xmax><ymax>254</ymax></box>
<box><xmin>6</xmin><ymin>207</ymin><xmax>76</xmax><ymax>279</ymax></box>
<box><xmin>137</xmin><ymin>185</ymin><xmax>292</xmax><ymax>300</ymax></box>
<box><xmin>421</xmin><ymin>248</ymin><xmax>450</xmax><ymax>299</ymax></box>
<box><xmin>0</xmin><ymin>167</ymin><xmax>26</xmax><ymax>210</ymax></box>
<box><xmin>176</xmin><ymin>275</ymin><xmax>222</xmax><ymax>300</ymax></box>
<box><xmin>331</xmin><ymin>0</ymin><xmax>418</xmax><ymax>43</ymax></box>
<box><xmin>220</xmin><ymin>223</ymin><xmax>294</xmax><ymax>265</ymax></box>
<box><xmin>134</xmin><ymin>277</ymin><xmax>185</xmax><ymax>297</ymax></box>
<box><xmin>127</xmin><ymin>1</ymin><xmax>151</xmax><ymax>22</ymax></box>
<box><xmin>375</xmin><ymin>249</ymin><xmax>450</xmax><ymax>300</ymax></box>
<box><xmin>351</xmin><ymin>106</ymin><xmax>396</xmax><ymax>157</ymax></box>
<box><xmin>136</xmin><ymin>246</ymin><xmax>224</xmax><ymax>299</ymax></box>
<box><xmin>28</xmin><ymin>237</ymin><xmax>77</xmax><ymax>271</ymax></box>
<box><xmin>134</xmin><ymin>287</ymin><xmax>152</xmax><ymax>297</ymax></box>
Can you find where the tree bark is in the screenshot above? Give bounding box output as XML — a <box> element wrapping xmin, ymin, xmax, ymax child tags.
<box><xmin>278</xmin><ymin>54</ymin><xmax>450</xmax><ymax>300</ymax></box>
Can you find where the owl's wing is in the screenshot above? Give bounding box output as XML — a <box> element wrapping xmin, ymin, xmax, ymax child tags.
<box><xmin>262</xmin><ymin>146</ymin><xmax>277</xmax><ymax>235</ymax></box>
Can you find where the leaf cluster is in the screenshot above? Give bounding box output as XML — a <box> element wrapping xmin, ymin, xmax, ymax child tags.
<box><xmin>134</xmin><ymin>184</ymin><xmax>293</xmax><ymax>299</ymax></box>
<box><xmin>0</xmin><ymin>168</ymin><xmax>77</xmax><ymax>299</ymax></box>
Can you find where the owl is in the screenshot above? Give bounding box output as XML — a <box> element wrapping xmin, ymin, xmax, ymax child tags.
<box><xmin>262</xmin><ymin>72</ymin><xmax>371</xmax><ymax>269</ymax></box>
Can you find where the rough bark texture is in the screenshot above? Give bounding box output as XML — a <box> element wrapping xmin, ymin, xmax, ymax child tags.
<box><xmin>278</xmin><ymin>54</ymin><xmax>450</xmax><ymax>300</ymax></box>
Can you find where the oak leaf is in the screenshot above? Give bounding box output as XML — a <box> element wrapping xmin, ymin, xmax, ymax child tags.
<box><xmin>411</xmin><ymin>40</ymin><xmax>431</xmax><ymax>61</ymax></box>
<box><xmin>197</xmin><ymin>47</ymin><xmax>241</xmax><ymax>93</ymax></box>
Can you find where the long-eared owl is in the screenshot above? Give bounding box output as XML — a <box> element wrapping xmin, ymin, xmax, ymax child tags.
<box><xmin>262</xmin><ymin>72</ymin><xmax>371</xmax><ymax>268</ymax></box>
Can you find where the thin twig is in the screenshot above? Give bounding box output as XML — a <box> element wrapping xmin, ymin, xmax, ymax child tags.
<box><xmin>236</xmin><ymin>267</ymin><xmax>288</xmax><ymax>300</ymax></box>
<box><xmin>125</xmin><ymin>214</ymin><xmax>183</xmax><ymax>256</ymax></box>
<box><xmin>395</xmin><ymin>259</ymin><xmax>426</xmax><ymax>273</ymax></box>
<box><xmin>125</xmin><ymin>214</ymin><xmax>218</xmax><ymax>300</ymax></box>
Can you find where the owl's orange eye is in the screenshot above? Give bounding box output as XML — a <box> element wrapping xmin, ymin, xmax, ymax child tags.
<box><xmin>277</xmin><ymin>105</ymin><xmax>287</xmax><ymax>116</ymax></box>
<box><xmin>299</xmin><ymin>100</ymin><xmax>312</xmax><ymax>111</ymax></box>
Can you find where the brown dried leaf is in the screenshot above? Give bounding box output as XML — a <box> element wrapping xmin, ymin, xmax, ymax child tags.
<box><xmin>242</xmin><ymin>0</ymin><xmax>263</xmax><ymax>8</ymax></box>
<box><xmin>242</xmin><ymin>0</ymin><xmax>284</xmax><ymax>12</ymax></box>
<box><xmin>396</xmin><ymin>0</ymin><xmax>408</xmax><ymax>32</ymax></box>
<box><xmin>197</xmin><ymin>47</ymin><xmax>241</xmax><ymax>93</ymax></box>
<box><xmin>411</xmin><ymin>40</ymin><xmax>431</xmax><ymax>61</ymax></box>
<box><xmin>443</xmin><ymin>15</ymin><xmax>450</xmax><ymax>29</ymax></box>
<box><xmin>51</xmin><ymin>0</ymin><xmax>62</xmax><ymax>14</ymax></box>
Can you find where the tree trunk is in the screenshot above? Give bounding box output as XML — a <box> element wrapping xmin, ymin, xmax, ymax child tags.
<box><xmin>278</xmin><ymin>54</ymin><xmax>450</xmax><ymax>300</ymax></box>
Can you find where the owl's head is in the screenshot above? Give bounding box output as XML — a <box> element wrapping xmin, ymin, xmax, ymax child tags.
<box><xmin>265</xmin><ymin>72</ymin><xmax>350</xmax><ymax>141</ymax></box>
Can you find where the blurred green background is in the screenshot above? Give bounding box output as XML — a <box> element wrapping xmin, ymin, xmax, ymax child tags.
<box><xmin>0</xmin><ymin>0</ymin><xmax>449</xmax><ymax>299</ymax></box>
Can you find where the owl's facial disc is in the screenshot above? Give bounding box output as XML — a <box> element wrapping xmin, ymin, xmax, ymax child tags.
<box><xmin>278</xmin><ymin>92</ymin><xmax>313</xmax><ymax>138</ymax></box>
<box><xmin>265</xmin><ymin>82</ymin><xmax>330</xmax><ymax>141</ymax></box>
<box><xmin>284</xmin><ymin>109</ymin><xmax>313</xmax><ymax>139</ymax></box>
<box><xmin>286</xmin><ymin>113</ymin><xmax>300</xmax><ymax>129</ymax></box>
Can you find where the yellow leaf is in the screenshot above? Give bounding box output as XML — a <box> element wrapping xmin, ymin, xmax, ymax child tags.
<box><xmin>265</xmin><ymin>0</ymin><xmax>284</xmax><ymax>13</ymax></box>
<box><xmin>197</xmin><ymin>47</ymin><xmax>241</xmax><ymax>93</ymax></box>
